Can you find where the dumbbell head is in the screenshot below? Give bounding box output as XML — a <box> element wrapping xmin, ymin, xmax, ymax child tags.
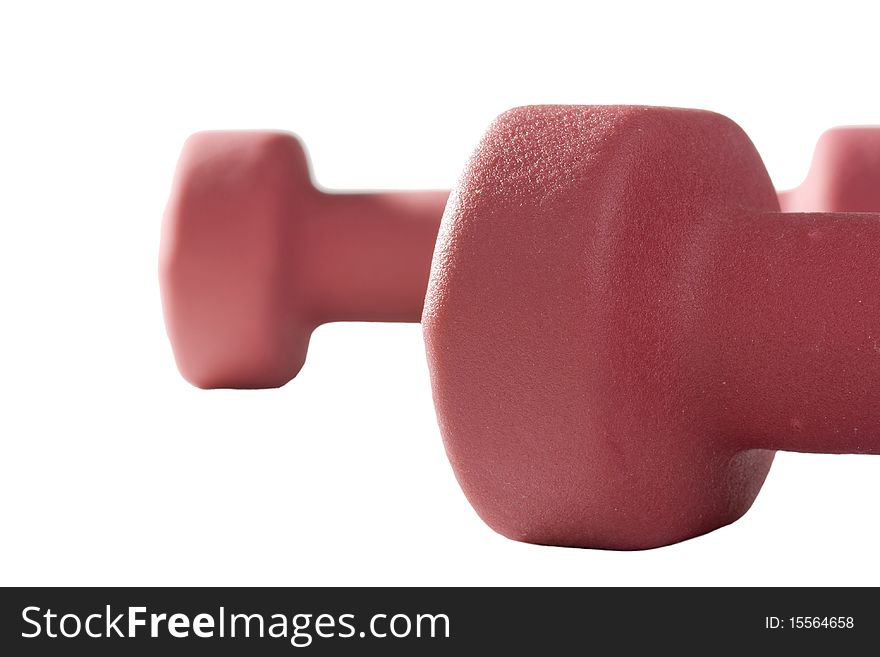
<box><xmin>161</xmin><ymin>132</ymin><xmax>446</xmax><ymax>389</ymax></box>
<box><xmin>779</xmin><ymin>126</ymin><xmax>880</xmax><ymax>212</ymax></box>
<box><xmin>161</xmin><ymin>131</ymin><xmax>316</xmax><ymax>389</ymax></box>
<box><xmin>424</xmin><ymin>105</ymin><xmax>782</xmax><ymax>550</ymax></box>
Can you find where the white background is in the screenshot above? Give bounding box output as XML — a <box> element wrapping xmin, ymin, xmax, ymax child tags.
<box><xmin>1</xmin><ymin>0</ymin><xmax>879</xmax><ymax>586</ymax></box>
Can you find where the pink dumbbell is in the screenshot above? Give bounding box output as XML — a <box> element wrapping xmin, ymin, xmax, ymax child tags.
<box><xmin>160</xmin><ymin>132</ymin><xmax>446</xmax><ymax>388</ymax></box>
<box><xmin>422</xmin><ymin>107</ymin><xmax>880</xmax><ymax>549</ymax></box>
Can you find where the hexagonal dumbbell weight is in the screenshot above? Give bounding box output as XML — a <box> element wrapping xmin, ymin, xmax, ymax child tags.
<box><xmin>424</xmin><ymin>105</ymin><xmax>880</xmax><ymax>549</ymax></box>
<box><xmin>161</xmin><ymin>112</ymin><xmax>880</xmax><ymax>550</ymax></box>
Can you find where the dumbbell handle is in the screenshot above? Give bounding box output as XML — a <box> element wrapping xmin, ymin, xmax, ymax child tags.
<box><xmin>297</xmin><ymin>189</ymin><xmax>448</xmax><ymax>325</ymax></box>
<box><xmin>297</xmin><ymin>182</ymin><xmax>856</xmax><ymax>328</ymax></box>
<box><xmin>701</xmin><ymin>210</ymin><xmax>880</xmax><ymax>454</ymax></box>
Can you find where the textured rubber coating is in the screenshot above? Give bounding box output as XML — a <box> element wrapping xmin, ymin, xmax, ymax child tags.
<box><xmin>423</xmin><ymin>106</ymin><xmax>880</xmax><ymax>550</ymax></box>
<box><xmin>160</xmin><ymin>131</ymin><xmax>446</xmax><ymax>388</ymax></box>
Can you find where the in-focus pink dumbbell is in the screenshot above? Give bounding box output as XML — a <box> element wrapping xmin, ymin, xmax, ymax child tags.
<box><xmin>423</xmin><ymin>107</ymin><xmax>880</xmax><ymax>549</ymax></box>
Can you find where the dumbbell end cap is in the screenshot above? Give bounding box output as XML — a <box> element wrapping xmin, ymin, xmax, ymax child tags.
<box><xmin>160</xmin><ymin>131</ymin><xmax>314</xmax><ymax>389</ymax></box>
<box><xmin>426</xmin><ymin>105</ymin><xmax>777</xmax><ymax>549</ymax></box>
